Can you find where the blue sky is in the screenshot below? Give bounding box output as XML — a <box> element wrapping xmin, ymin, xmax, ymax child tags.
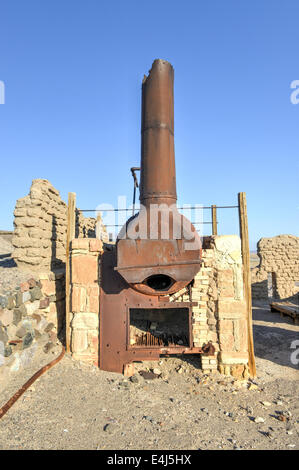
<box><xmin>0</xmin><ymin>0</ymin><xmax>298</xmax><ymax>249</ymax></box>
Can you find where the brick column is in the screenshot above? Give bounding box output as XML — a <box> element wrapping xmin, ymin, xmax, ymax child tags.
<box><xmin>213</xmin><ymin>236</ymin><xmax>250</xmax><ymax>379</ymax></box>
<box><xmin>70</xmin><ymin>238</ymin><xmax>102</xmax><ymax>365</ymax></box>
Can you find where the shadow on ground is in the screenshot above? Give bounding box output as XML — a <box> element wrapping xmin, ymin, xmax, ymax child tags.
<box><xmin>253</xmin><ymin>307</ymin><xmax>299</xmax><ymax>371</ymax></box>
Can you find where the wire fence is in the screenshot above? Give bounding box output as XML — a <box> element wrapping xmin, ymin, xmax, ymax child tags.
<box><xmin>80</xmin><ymin>204</ymin><xmax>239</xmax><ymax>238</ymax></box>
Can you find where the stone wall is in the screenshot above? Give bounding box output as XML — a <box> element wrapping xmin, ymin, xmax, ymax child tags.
<box><xmin>251</xmin><ymin>235</ymin><xmax>299</xmax><ymax>302</ymax></box>
<box><xmin>170</xmin><ymin>235</ymin><xmax>249</xmax><ymax>378</ymax></box>
<box><xmin>12</xmin><ymin>179</ymin><xmax>107</xmax><ymax>271</ymax></box>
<box><xmin>0</xmin><ymin>270</ymin><xmax>65</xmax><ymax>378</ymax></box>
<box><xmin>69</xmin><ymin>238</ymin><xmax>102</xmax><ymax>365</ymax></box>
<box><xmin>69</xmin><ymin>234</ymin><xmax>249</xmax><ymax>378</ymax></box>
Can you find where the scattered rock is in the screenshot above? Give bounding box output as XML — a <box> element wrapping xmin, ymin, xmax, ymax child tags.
<box><xmin>248</xmin><ymin>383</ymin><xmax>259</xmax><ymax>391</ymax></box>
<box><xmin>16</xmin><ymin>326</ymin><xmax>27</xmax><ymax>338</ymax></box>
<box><xmin>22</xmin><ymin>332</ymin><xmax>34</xmax><ymax>349</ymax></box>
<box><xmin>43</xmin><ymin>342</ymin><xmax>55</xmax><ymax>354</ymax></box>
<box><xmin>22</xmin><ymin>291</ymin><xmax>31</xmax><ymax>303</ymax></box>
<box><xmin>27</xmin><ymin>278</ymin><xmax>37</xmax><ymax>288</ymax></box>
<box><xmin>4</xmin><ymin>345</ymin><xmax>12</xmax><ymax>357</ymax></box>
<box><xmin>39</xmin><ymin>298</ymin><xmax>50</xmax><ymax>309</ymax></box>
<box><xmin>139</xmin><ymin>370</ymin><xmax>159</xmax><ymax>380</ymax></box>
<box><xmin>103</xmin><ymin>423</ymin><xmax>117</xmax><ymax>434</ymax></box>
<box><xmin>130</xmin><ymin>374</ymin><xmax>140</xmax><ymax>384</ymax></box>
<box><xmin>30</xmin><ymin>287</ymin><xmax>42</xmax><ymax>301</ymax></box>
<box><xmin>44</xmin><ymin>322</ymin><xmax>55</xmax><ymax>333</ymax></box>
<box><xmin>254</xmin><ymin>417</ymin><xmax>265</xmax><ymax>424</ymax></box>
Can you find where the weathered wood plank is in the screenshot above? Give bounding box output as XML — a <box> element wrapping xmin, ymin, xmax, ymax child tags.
<box><xmin>65</xmin><ymin>192</ymin><xmax>76</xmax><ymax>353</ymax></box>
<box><xmin>238</xmin><ymin>192</ymin><xmax>256</xmax><ymax>377</ymax></box>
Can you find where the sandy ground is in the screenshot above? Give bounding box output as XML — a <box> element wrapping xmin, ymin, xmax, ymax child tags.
<box><xmin>0</xmin><ymin>237</ymin><xmax>36</xmax><ymax>294</ymax></box>
<box><xmin>0</xmin><ymin>304</ymin><xmax>298</xmax><ymax>450</ymax></box>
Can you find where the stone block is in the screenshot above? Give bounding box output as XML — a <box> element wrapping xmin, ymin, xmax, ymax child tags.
<box><xmin>214</xmin><ymin>235</ymin><xmax>241</xmax><ymax>254</ymax></box>
<box><xmin>72</xmin><ymin>312</ymin><xmax>98</xmax><ymax>330</ymax></box>
<box><xmin>0</xmin><ymin>309</ymin><xmax>13</xmax><ymax>327</ymax></box>
<box><xmin>219</xmin><ymin>334</ymin><xmax>235</xmax><ymax>351</ymax></box>
<box><xmin>71</xmin><ymin>352</ymin><xmax>98</xmax><ymax>366</ymax></box>
<box><xmin>71</xmin><ymin>255</ymin><xmax>98</xmax><ymax>285</ymax></box>
<box><xmin>25</xmin><ymin>301</ymin><xmax>40</xmax><ymax>316</ymax></box>
<box><xmin>230</xmin><ymin>364</ymin><xmax>245</xmax><ymax>379</ymax></box>
<box><xmin>236</xmin><ymin>318</ymin><xmax>248</xmax><ymax>352</ymax></box>
<box><xmin>71</xmin><ymin>286</ymin><xmax>87</xmax><ymax>313</ymax></box>
<box><xmin>219</xmin><ymin>352</ymin><xmax>249</xmax><ymax>365</ymax></box>
<box><xmin>72</xmin><ymin>238</ymin><xmax>90</xmax><ymax>250</ymax></box>
<box><xmin>0</xmin><ymin>326</ymin><xmax>8</xmax><ymax>344</ymax></box>
<box><xmin>22</xmin><ymin>291</ymin><xmax>31</xmax><ymax>303</ymax></box>
<box><xmin>218</xmin><ymin>319</ymin><xmax>233</xmax><ymax>333</ymax></box>
<box><xmin>218</xmin><ymin>281</ymin><xmax>235</xmax><ymax>298</ymax></box>
<box><xmin>27</xmin><ymin>278</ymin><xmax>37</xmax><ymax>288</ymax></box>
<box><xmin>72</xmin><ymin>329</ymin><xmax>88</xmax><ymax>353</ymax></box>
<box><xmin>89</xmin><ymin>239</ymin><xmax>103</xmax><ymax>252</ymax></box>
<box><xmin>40</xmin><ymin>279</ymin><xmax>56</xmax><ymax>296</ymax></box>
<box><xmin>217</xmin><ymin>300</ymin><xmax>246</xmax><ymax>319</ymax></box>
<box><xmin>89</xmin><ymin>294</ymin><xmax>99</xmax><ymax>314</ymax></box>
<box><xmin>20</xmin><ymin>282</ymin><xmax>30</xmax><ymax>293</ymax></box>
<box><xmin>30</xmin><ymin>286</ymin><xmax>43</xmax><ymax>301</ymax></box>
<box><xmin>40</xmin><ymin>298</ymin><xmax>50</xmax><ymax>309</ymax></box>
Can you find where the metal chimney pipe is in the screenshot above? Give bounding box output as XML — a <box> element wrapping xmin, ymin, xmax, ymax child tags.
<box><xmin>116</xmin><ymin>59</ymin><xmax>201</xmax><ymax>296</ymax></box>
<box><xmin>140</xmin><ymin>59</ymin><xmax>177</xmax><ymax>207</ymax></box>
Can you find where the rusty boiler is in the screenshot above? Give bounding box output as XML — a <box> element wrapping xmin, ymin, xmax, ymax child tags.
<box><xmin>100</xmin><ymin>59</ymin><xmax>203</xmax><ymax>374</ymax></box>
<box><xmin>116</xmin><ymin>59</ymin><xmax>201</xmax><ymax>295</ymax></box>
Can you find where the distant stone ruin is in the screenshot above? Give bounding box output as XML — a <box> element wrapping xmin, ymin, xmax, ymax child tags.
<box><xmin>251</xmin><ymin>235</ymin><xmax>299</xmax><ymax>302</ymax></box>
<box><xmin>12</xmin><ymin>179</ymin><xmax>107</xmax><ymax>271</ymax></box>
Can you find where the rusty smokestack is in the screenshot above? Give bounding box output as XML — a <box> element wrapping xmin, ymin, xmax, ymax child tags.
<box><xmin>140</xmin><ymin>59</ymin><xmax>177</xmax><ymax>207</ymax></box>
<box><xmin>116</xmin><ymin>59</ymin><xmax>201</xmax><ymax>296</ymax></box>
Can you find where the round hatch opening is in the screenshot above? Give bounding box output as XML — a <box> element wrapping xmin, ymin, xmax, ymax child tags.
<box><xmin>145</xmin><ymin>274</ymin><xmax>174</xmax><ymax>291</ymax></box>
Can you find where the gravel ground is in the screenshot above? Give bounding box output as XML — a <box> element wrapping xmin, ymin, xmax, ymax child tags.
<box><xmin>0</xmin><ymin>237</ymin><xmax>36</xmax><ymax>294</ymax></box>
<box><xmin>0</xmin><ymin>305</ymin><xmax>298</xmax><ymax>450</ymax></box>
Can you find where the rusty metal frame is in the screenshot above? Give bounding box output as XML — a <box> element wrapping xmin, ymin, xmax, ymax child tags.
<box><xmin>126</xmin><ymin>304</ymin><xmax>194</xmax><ymax>352</ymax></box>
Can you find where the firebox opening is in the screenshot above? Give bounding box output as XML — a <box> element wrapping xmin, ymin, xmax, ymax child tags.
<box><xmin>129</xmin><ymin>308</ymin><xmax>190</xmax><ymax>348</ymax></box>
<box><xmin>145</xmin><ymin>274</ymin><xmax>174</xmax><ymax>291</ymax></box>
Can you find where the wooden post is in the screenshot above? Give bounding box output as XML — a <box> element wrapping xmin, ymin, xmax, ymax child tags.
<box><xmin>211</xmin><ymin>205</ymin><xmax>217</xmax><ymax>235</ymax></box>
<box><xmin>65</xmin><ymin>192</ymin><xmax>76</xmax><ymax>353</ymax></box>
<box><xmin>238</xmin><ymin>192</ymin><xmax>256</xmax><ymax>377</ymax></box>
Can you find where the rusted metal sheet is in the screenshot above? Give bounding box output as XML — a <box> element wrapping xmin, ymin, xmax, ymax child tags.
<box><xmin>100</xmin><ymin>249</ymin><xmax>202</xmax><ymax>374</ymax></box>
<box><xmin>140</xmin><ymin>59</ymin><xmax>177</xmax><ymax>206</ymax></box>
